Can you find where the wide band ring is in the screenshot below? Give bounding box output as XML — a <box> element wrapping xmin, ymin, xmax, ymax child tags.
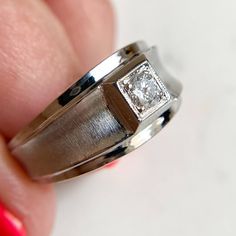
<box><xmin>9</xmin><ymin>41</ymin><xmax>182</xmax><ymax>182</ymax></box>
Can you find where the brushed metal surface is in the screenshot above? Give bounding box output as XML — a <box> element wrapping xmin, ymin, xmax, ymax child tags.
<box><xmin>12</xmin><ymin>87</ymin><xmax>127</xmax><ymax>178</ymax></box>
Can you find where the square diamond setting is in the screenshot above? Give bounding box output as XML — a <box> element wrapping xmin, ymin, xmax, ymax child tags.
<box><xmin>117</xmin><ymin>61</ymin><xmax>171</xmax><ymax>120</ymax></box>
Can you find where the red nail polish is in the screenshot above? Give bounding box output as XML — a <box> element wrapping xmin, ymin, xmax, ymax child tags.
<box><xmin>105</xmin><ymin>160</ymin><xmax>119</xmax><ymax>169</ymax></box>
<box><xmin>0</xmin><ymin>203</ymin><xmax>26</xmax><ymax>236</ymax></box>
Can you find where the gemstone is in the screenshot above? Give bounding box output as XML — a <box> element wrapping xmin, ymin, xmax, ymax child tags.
<box><xmin>127</xmin><ymin>71</ymin><xmax>162</xmax><ymax>110</ymax></box>
<box><xmin>117</xmin><ymin>61</ymin><xmax>170</xmax><ymax>120</ymax></box>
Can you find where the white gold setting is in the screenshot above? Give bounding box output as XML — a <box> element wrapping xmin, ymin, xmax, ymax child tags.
<box><xmin>9</xmin><ymin>42</ymin><xmax>182</xmax><ymax>182</ymax></box>
<box><xmin>117</xmin><ymin>61</ymin><xmax>171</xmax><ymax>120</ymax></box>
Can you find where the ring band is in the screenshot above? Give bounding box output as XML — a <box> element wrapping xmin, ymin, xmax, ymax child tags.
<box><xmin>9</xmin><ymin>41</ymin><xmax>182</xmax><ymax>182</ymax></box>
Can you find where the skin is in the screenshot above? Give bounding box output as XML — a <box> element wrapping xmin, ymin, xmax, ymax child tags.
<box><xmin>0</xmin><ymin>0</ymin><xmax>115</xmax><ymax>235</ymax></box>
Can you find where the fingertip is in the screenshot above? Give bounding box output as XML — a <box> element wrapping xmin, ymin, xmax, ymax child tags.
<box><xmin>0</xmin><ymin>135</ymin><xmax>55</xmax><ymax>236</ymax></box>
<box><xmin>0</xmin><ymin>202</ymin><xmax>26</xmax><ymax>236</ymax></box>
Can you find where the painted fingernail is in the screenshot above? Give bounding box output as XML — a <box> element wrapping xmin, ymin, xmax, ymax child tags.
<box><xmin>0</xmin><ymin>202</ymin><xmax>26</xmax><ymax>236</ymax></box>
<box><xmin>105</xmin><ymin>160</ymin><xmax>120</xmax><ymax>169</ymax></box>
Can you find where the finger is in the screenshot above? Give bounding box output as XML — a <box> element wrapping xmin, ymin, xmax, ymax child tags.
<box><xmin>0</xmin><ymin>0</ymin><xmax>79</xmax><ymax>138</ymax></box>
<box><xmin>0</xmin><ymin>136</ymin><xmax>55</xmax><ymax>236</ymax></box>
<box><xmin>45</xmin><ymin>0</ymin><xmax>115</xmax><ymax>71</ymax></box>
<box><xmin>0</xmin><ymin>1</ymin><xmax>82</xmax><ymax>235</ymax></box>
<box><xmin>0</xmin><ymin>2</ymin><xmax>114</xmax><ymax>236</ymax></box>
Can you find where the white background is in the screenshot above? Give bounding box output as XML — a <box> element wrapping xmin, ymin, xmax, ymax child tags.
<box><xmin>53</xmin><ymin>0</ymin><xmax>236</xmax><ymax>235</ymax></box>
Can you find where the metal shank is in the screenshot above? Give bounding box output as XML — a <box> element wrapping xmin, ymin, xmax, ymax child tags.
<box><xmin>9</xmin><ymin>41</ymin><xmax>182</xmax><ymax>182</ymax></box>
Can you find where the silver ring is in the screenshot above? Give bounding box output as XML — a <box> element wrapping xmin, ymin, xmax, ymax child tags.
<box><xmin>9</xmin><ymin>41</ymin><xmax>182</xmax><ymax>182</ymax></box>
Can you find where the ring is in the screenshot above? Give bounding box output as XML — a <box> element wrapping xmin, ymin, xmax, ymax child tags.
<box><xmin>9</xmin><ymin>41</ymin><xmax>182</xmax><ymax>182</ymax></box>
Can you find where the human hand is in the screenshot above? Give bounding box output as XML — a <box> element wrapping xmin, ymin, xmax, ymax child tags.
<box><xmin>0</xmin><ymin>1</ymin><xmax>114</xmax><ymax>235</ymax></box>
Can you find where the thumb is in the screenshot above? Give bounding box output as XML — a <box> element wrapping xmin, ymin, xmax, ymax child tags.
<box><xmin>0</xmin><ymin>135</ymin><xmax>55</xmax><ymax>236</ymax></box>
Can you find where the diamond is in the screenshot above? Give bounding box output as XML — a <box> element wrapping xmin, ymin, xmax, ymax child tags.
<box><xmin>117</xmin><ymin>61</ymin><xmax>171</xmax><ymax>120</ymax></box>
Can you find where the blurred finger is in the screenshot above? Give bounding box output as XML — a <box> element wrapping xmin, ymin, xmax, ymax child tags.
<box><xmin>45</xmin><ymin>0</ymin><xmax>115</xmax><ymax>72</ymax></box>
<box><xmin>0</xmin><ymin>0</ymin><xmax>79</xmax><ymax>138</ymax></box>
<box><xmin>0</xmin><ymin>136</ymin><xmax>55</xmax><ymax>236</ymax></box>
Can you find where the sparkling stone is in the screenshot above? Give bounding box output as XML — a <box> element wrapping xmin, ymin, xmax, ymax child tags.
<box><xmin>127</xmin><ymin>71</ymin><xmax>162</xmax><ymax>111</ymax></box>
<box><xmin>117</xmin><ymin>62</ymin><xmax>170</xmax><ymax>119</ymax></box>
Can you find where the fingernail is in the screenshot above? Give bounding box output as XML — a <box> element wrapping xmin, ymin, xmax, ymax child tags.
<box><xmin>0</xmin><ymin>202</ymin><xmax>26</xmax><ymax>236</ymax></box>
<box><xmin>105</xmin><ymin>160</ymin><xmax>120</xmax><ymax>169</ymax></box>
